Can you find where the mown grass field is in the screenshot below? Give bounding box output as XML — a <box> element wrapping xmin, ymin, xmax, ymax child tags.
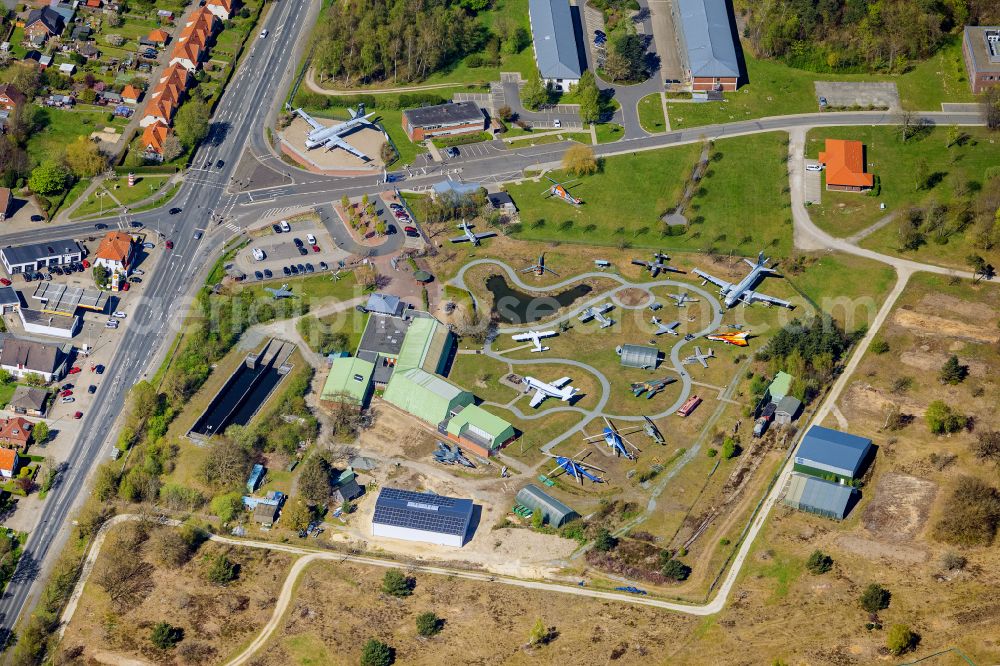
<box><xmin>638</xmin><ymin>93</ymin><xmax>666</xmax><ymax>133</ymax></box>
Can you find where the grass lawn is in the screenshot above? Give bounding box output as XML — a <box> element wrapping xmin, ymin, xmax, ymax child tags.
<box><xmin>0</xmin><ymin>382</ymin><xmax>18</xmax><ymax>409</ymax></box>
<box><xmin>666</xmin><ymin>39</ymin><xmax>975</xmax><ymax>129</ymax></box>
<box><xmin>26</xmin><ymin>108</ymin><xmax>128</xmax><ymax>164</ymax></box>
<box><xmin>50</xmin><ymin>178</ymin><xmax>91</xmax><ymax>219</ymax></box>
<box><xmin>638</xmin><ymin>93</ymin><xmax>666</xmax><ymax>133</ymax></box>
<box><xmin>806</xmin><ymin>126</ymin><xmax>1000</xmax><ymax>247</ymax></box>
<box><xmin>70</xmin><ymin>176</ymin><xmax>171</xmax><ymax>219</ymax></box>
<box><xmin>595</xmin><ymin>122</ymin><xmax>625</xmax><ymax>143</ymax></box>
<box><xmin>783</xmin><ymin>253</ymin><xmax>897</xmax><ymax>329</ymax></box>
<box><xmin>507</xmin><ymin>132</ymin><xmax>793</xmax><ymax>255</ymax></box>
<box><xmin>296</xmin><ymin>310</ymin><xmax>369</xmax><ymax>354</ymax></box>
<box><xmin>503</xmin><ymin>131</ymin><xmax>590</xmax><ymax>147</ymax></box>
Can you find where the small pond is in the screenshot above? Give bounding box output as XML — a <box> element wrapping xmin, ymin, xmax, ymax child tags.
<box><xmin>486</xmin><ymin>274</ymin><xmax>592</xmax><ymax>325</ymax></box>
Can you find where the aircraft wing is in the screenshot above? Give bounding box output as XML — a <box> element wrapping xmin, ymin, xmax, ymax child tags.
<box><xmin>742</xmin><ymin>289</ymin><xmax>792</xmax><ymax>308</ymax></box>
<box><xmin>693</xmin><ymin>269</ymin><xmax>731</xmax><ymax>291</ymax></box>
<box><xmin>324</xmin><ymin>136</ymin><xmax>369</xmax><ymax>161</ymax></box>
<box><xmin>552</xmin><ymin>377</ymin><xmax>571</xmax><ymax>388</ymax></box>
<box><xmin>511</xmin><ymin>333</ymin><xmax>533</xmax><ymax>342</ymax></box>
<box><xmin>449</xmin><ymin>235</ymin><xmax>471</xmax><ymax>243</ymax></box>
<box><xmin>474</xmin><ymin>231</ymin><xmax>498</xmax><ymax>241</ymax></box>
<box><xmin>534</xmin><ymin>331</ymin><xmax>556</xmax><ymax>338</ymax></box>
<box><xmin>529</xmin><ymin>389</ymin><xmax>546</xmax><ymax>408</ymax></box>
<box><xmin>294</xmin><ymin>108</ymin><xmax>325</xmax><ymax>131</ymax></box>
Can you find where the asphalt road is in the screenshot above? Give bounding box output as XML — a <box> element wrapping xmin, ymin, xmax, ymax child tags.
<box><xmin>0</xmin><ymin>0</ymin><xmax>313</xmax><ymax>642</ymax></box>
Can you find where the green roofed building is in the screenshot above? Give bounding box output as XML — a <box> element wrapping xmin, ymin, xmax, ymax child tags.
<box><xmin>383</xmin><ymin>367</ymin><xmax>474</xmax><ymax>426</ymax></box>
<box><xmin>445</xmin><ymin>404</ymin><xmax>516</xmax><ymax>457</ymax></box>
<box><xmin>321</xmin><ymin>356</ymin><xmax>375</xmax><ymax>407</ymax></box>
<box><xmin>768</xmin><ymin>371</ymin><xmax>793</xmax><ymax>401</ymax></box>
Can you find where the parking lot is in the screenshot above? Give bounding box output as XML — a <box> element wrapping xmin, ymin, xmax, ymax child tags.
<box><xmin>803</xmin><ymin>159</ymin><xmax>823</xmax><ymax>204</ymax></box>
<box><xmin>236</xmin><ymin>217</ymin><xmax>351</xmax><ymax>281</ymax></box>
<box><xmin>814</xmin><ymin>82</ymin><xmax>901</xmax><ymax>111</ymax></box>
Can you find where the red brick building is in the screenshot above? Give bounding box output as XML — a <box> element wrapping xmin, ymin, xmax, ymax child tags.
<box><xmin>402</xmin><ymin>101</ymin><xmax>486</xmax><ymax>142</ymax></box>
<box><xmin>0</xmin><ymin>416</ymin><xmax>34</xmax><ymax>451</ymax></box>
<box><xmin>962</xmin><ymin>26</ymin><xmax>1000</xmax><ymax>94</ymax></box>
<box><xmin>818</xmin><ymin>139</ymin><xmax>874</xmax><ymax>192</ymax></box>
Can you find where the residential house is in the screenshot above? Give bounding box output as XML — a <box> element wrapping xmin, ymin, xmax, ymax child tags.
<box><xmin>0</xmin><ymin>84</ymin><xmax>26</xmax><ymax>111</ymax></box>
<box><xmin>185</xmin><ymin>7</ymin><xmax>220</xmax><ymax>34</ymax></box>
<box><xmin>0</xmin><ymin>338</ymin><xmax>68</xmax><ymax>382</ymax></box>
<box><xmin>0</xmin><ymin>417</ymin><xmax>34</xmax><ymax>451</ymax></box>
<box><xmin>169</xmin><ymin>41</ymin><xmax>203</xmax><ymax>72</ymax></box>
<box><xmin>139</xmin><ymin>97</ymin><xmax>176</xmax><ymax>127</ymax></box>
<box><xmin>71</xmin><ymin>25</ymin><xmax>93</xmax><ymax>40</ymax></box>
<box><xmin>817</xmin><ymin>139</ymin><xmax>874</xmax><ymax>192</ymax></box>
<box><xmin>0</xmin><ymin>187</ymin><xmax>12</xmax><ymax>221</ymax></box>
<box><xmin>146</xmin><ymin>28</ymin><xmax>170</xmax><ymax>46</ymax></box>
<box><xmin>98</xmin><ymin>90</ymin><xmax>120</xmax><ymax>105</ymax></box>
<box><xmin>24</xmin><ymin>7</ymin><xmax>65</xmax><ymax>41</ymax></box>
<box><xmin>0</xmin><ymin>449</ymin><xmax>21</xmax><ymax>479</ymax></box>
<box><xmin>205</xmin><ymin>0</ymin><xmax>234</xmax><ymax>20</ymax></box>
<box><xmin>8</xmin><ymin>386</ymin><xmax>48</xmax><ymax>417</ymax></box>
<box><xmin>77</xmin><ymin>43</ymin><xmax>100</xmax><ymax>59</ymax></box>
<box><xmin>121</xmin><ymin>84</ymin><xmax>142</xmax><ymax>104</ymax></box>
<box><xmin>84</xmin><ymin>0</ymin><xmax>102</xmax><ymax>8</ymax></box>
<box><xmin>93</xmin><ymin>231</ymin><xmax>136</xmax><ymax>277</ymax></box>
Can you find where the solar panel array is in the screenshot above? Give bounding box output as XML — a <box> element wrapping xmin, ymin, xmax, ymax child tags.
<box><xmin>373</xmin><ymin>487</ymin><xmax>472</xmax><ymax>536</ymax></box>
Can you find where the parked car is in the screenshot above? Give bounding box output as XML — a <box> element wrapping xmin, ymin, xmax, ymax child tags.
<box><xmin>129</xmin><ymin>277</ymin><xmax>142</xmax><ymax>283</ymax></box>
<box><xmin>215</xmin><ymin>159</ymin><xmax>224</xmax><ymax>168</ymax></box>
<box><xmin>254</xmin><ymin>270</ymin><xmax>263</xmax><ymax>280</ymax></box>
<box><xmin>263</xmin><ymin>269</ymin><xmax>273</xmax><ymax>279</ymax></box>
<box><xmin>293</xmin><ymin>237</ymin><xmax>303</xmax><ymax>247</ymax></box>
<box><xmin>60</xmin><ymin>396</ymin><xmax>74</xmax><ymax>404</ymax></box>
<box><xmin>105</xmin><ymin>320</ymin><xmax>119</xmax><ymax>328</ymax></box>
<box><xmin>194</xmin><ymin>231</ymin><xmax>203</xmax><ymax>240</ymax></box>
<box><xmin>305</xmin><ymin>263</ymin><xmax>315</xmax><ymax>273</ymax></box>
<box><xmin>252</xmin><ymin>247</ymin><xmax>266</xmax><ymax>261</ymax></box>
<box><xmin>389</xmin><ymin>203</ymin><xmax>403</xmax><ymax>210</ymax></box>
<box><xmin>69</xmin><ymin>366</ymin><xmax>82</xmax><ymax>374</ymax></box>
<box><xmin>306</xmin><ymin>233</ymin><xmax>316</xmax><ymax>245</ymax></box>
<box><xmin>272</xmin><ymin>223</ymin><xmax>282</xmax><ymax>233</ymax></box>
<box><xmin>298</xmin><ymin>246</ymin><xmax>308</xmax><ymax>256</ymax></box>
<box><xmin>93</xmin><ymin>365</ymin><xmax>105</xmax><ymax>374</ymax></box>
<box><xmin>318</xmin><ymin>261</ymin><xmax>329</xmax><ymax>271</ymax></box>
<box><xmin>121</xmin><ymin>282</ymin><xmax>130</xmax><ymax>291</ymax></box>
<box><xmin>280</xmin><ymin>220</ymin><xmax>291</xmax><ymax>232</ymax></box>
<box><xmin>445</xmin><ymin>146</ymin><xmax>459</xmax><ymax>158</ymax></box>
<box><xmin>74</xmin><ymin>411</ymin><xmax>83</xmax><ymax>419</ymax></box>
<box><xmin>282</xmin><ymin>266</ymin><xmax>291</xmax><ymax>276</ymax></box>
<box><xmin>82</xmin><ymin>260</ymin><xmax>91</xmax><ymax>269</ymax></box>
<box><xmin>30</xmin><ymin>214</ymin><xmax>44</xmax><ymax>222</ymax></box>
<box><xmin>296</xmin><ymin>263</ymin><xmax>305</xmax><ymax>273</ymax></box>
<box><xmin>61</xmin><ymin>383</ymin><xmax>73</xmax><ymax>391</ymax></box>
<box><xmin>806</xmin><ymin>164</ymin><xmax>825</xmax><ymax>172</ymax></box>
<box><xmin>554</xmin><ymin>118</ymin><xmax>562</xmax><ymax>128</ymax></box>
<box><xmin>88</xmin><ymin>385</ymin><xmax>97</xmax><ymax>394</ymax></box>
<box><xmin>404</xmin><ymin>226</ymin><xmax>419</xmax><ymax>237</ymax></box>
<box><xmin>818</xmin><ymin>96</ymin><xmax>828</xmax><ymax>107</ymax></box>
<box><xmin>95</xmin><ymin>223</ymin><xmax>108</xmax><ymax>229</ymax></box>
<box><xmin>290</xmin><ymin>265</ymin><xmax>299</xmax><ymax>274</ymax></box>
<box><xmin>312</xmin><ymin>245</ymin><xmax>320</xmax><ymax>253</ymax></box>
<box><xmin>166</xmin><ymin>240</ymin><xmax>174</xmax><ymax>249</ymax></box>
<box><xmin>142</xmin><ymin>241</ymin><xmax>155</xmax><ymax>249</ymax></box>
<box><xmin>113</xmin><ymin>311</ymin><xmax>127</xmax><ymax>319</ymax></box>
<box><xmin>386</xmin><ymin>224</ymin><xmax>396</xmax><ymax>235</ymax></box>
<box><xmin>0</xmin><ymin>279</ymin><xmax>9</xmax><ymax>286</ymax></box>
<box><xmin>60</xmin><ymin>389</ymin><xmax>72</xmax><ymax>397</ymax></box>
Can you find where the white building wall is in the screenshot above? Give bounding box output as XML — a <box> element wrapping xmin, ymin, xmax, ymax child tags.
<box><xmin>372</xmin><ymin>522</ymin><xmax>465</xmax><ymax>547</ymax></box>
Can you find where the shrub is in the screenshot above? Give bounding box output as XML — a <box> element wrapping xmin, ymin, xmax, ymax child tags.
<box><xmin>593</xmin><ymin>528</ymin><xmax>617</xmax><ymax>552</ymax></box>
<box><xmin>940</xmin><ymin>552</ymin><xmax>966</xmax><ymax>571</ymax></box>
<box><xmin>381</xmin><ymin>569</ymin><xmax>413</xmax><ymax>597</ymax></box>
<box><xmin>939</xmin><ymin>355</ymin><xmax>968</xmax><ymax>384</ymax></box>
<box><xmin>206</xmin><ymin>554</ymin><xmax>238</xmax><ymax>585</ymax></box>
<box><xmin>706</xmin><ymin>448</ymin><xmax>718</xmax><ymax>457</ymax></box>
<box><xmin>933</xmin><ymin>476</ymin><xmax>1000</xmax><ymax>545</ymax></box>
<box><xmin>360</xmin><ymin>638</ymin><xmax>394</xmax><ymax>666</ymax></box>
<box><xmin>150</xmin><ymin>622</ymin><xmax>183</xmax><ymax>649</ymax></box>
<box><xmin>859</xmin><ymin>583</ymin><xmax>891</xmax><ymax>613</ymax></box>
<box><xmin>886</xmin><ymin>624</ymin><xmax>917</xmax><ymax>655</ymax></box>
<box><xmin>868</xmin><ymin>338</ymin><xmax>889</xmax><ymax>354</ymax></box>
<box><xmin>722</xmin><ymin>437</ymin><xmax>740</xmax><ymax>459</ymax></box>
<box><xmin>415</xmin><ymin>611</ymin><xmax>441</xmax><ymax>637</ymax></box>
<box><xmin>805</xmin><ymin>550</ymin><xmax>833</xmax><ymax>574</ymax></box>
<box><xmin>925</xmin><ymin>400</ymin><xmax>967</xmax><ymax>434</ymax></box>
<box><xmin>662</xmin><ymin>558</ymin><xmax>691</xmax><ymax>581</ymax></box>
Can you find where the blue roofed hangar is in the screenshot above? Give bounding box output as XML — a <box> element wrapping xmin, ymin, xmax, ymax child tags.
<box><xmin>794</xmin><ymin>425</ymin><xmax>873</xmax><ymax>483</ymax></box>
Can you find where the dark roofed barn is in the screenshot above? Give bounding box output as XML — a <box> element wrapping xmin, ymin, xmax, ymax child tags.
<box><xmin>402</xmin><ymin>101</ymin><xmax>486</xmax><ymax>141</ymax></box>
<box><xmin>372</xmin><ymin>487</ymin><xmax>474</xmax><ymax>547</ymax></box>
<box><xmin>783</xmin><ymin>472</ymin><xmax>857</xmax><ymax>520</ymax></box>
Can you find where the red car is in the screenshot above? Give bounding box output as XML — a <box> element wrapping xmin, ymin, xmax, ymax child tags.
<box><xmin>166</xmin><ymin>240</ymin><xmax>174</xmax><ymax>249</ymax></box>
<box><xmin>82</xmin><ymin>260</ymin><xmax>91</xmax><ymax>268</ymax></box>
<box><xmin>312</xmin><ymin>245</ymin><xmax>320</xmax><ymax>252</ymax></box>
<box><xmin>0</xmin><ymin>278</ymin><xmax>10</xmax><ymax>286</ymax></box>
<box><xmin>69</xmin><ymin>366</ymin><xmax>82</xmax><ymax>375</ymax></box>
<box><xmin>73</xmin><ymin>411</ymin><xmax>83</xmax><ymax>419</ymax></box>
<box><xmin>60</xmin><ymin>389</ymin><xmax>73</xmax><ymax>397</ymax></box>
<box><xmin>121</xmin><ymin>282</ymin><xmax>130</xmax><ymax>291</ymax></box>
<box><xmin>404</xmin><ymin>226</ymin><xmax>419</xmax><ymax>237</ymax></box>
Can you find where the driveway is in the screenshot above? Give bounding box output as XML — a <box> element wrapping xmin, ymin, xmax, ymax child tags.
<box><xmin>802</xmin><ymin>160</ymin><xmax>822</xmax><ymax>205</ymax></box>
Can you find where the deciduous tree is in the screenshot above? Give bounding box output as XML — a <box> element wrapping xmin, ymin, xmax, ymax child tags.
<box><xmin>174</xmin><ymin>100</ymin><xmax>211</xmax><ymax>148</ymax></box>
<box><xmin>28</xmin><ymin>160</ymin><xmax>69</xmax><ymax>196</ymax></box>
<box><xmin>561</xmin><ymin>144</ymin><xmax>597</xmax><ymax>176</ymax></box>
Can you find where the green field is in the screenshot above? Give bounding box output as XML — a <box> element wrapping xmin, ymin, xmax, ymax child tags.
<box><xmin>784</xmin><ymin>253</ymin><xmax>897</xmax><ymax>328</ymax></box>
<box><xmin>595</xmin><ymin>123</ymin><xmax>625</xmax><ymax>143</ymax></box>
<box><xmin>666</xmin><ymin>38</ymin><xmax>974</xmax><ymax>129</ymax></box>
<box><xmin>25</xmin><ymin>109</ymin><xmax>129</xmax><ymax>164</ymax></box>
<box><xmin>71</xmin><ymin>176</ymin><xmax>171</xmax><ymax>219</ymax></box>
<box><xmin>638</xmin><ymin>94</ymin><xmax>667</xmax><ymax>133</ymax></box>
<box><xmin>806</xmin><ymin>126</ymin><xmax>1000</xmax><ymax>243</ymax></box>
<box><xmin>508</xmin><ymin>132</ymin><xmax>793</xmax><ymax>255</ymax></box>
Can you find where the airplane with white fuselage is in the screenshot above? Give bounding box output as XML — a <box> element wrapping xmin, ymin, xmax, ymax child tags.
<box><xmin>579</xmin><ymin>303</ymin><xmax>614</xmax><ymax>328</ymax></box>
<box><xmin>651</xmin><ymin>317</ymin><xmax>680</xmax><ymax>336</ymax></box>
<box><xmin>450</xmin><ymin>220</ymin><xmax>497</xmax><ymax>245</ymax></box>
<box><xmin>682</xmin><ymin>346</ymin><xmax>714</xmax><ymax>368</ymax></box>
<box><xmin>668</xmin><ymin>292</ymin><xmax>698</xmax><ymax>306</ymax></box>
<box><xmin>693</xmin><ymin>251</ymin><xmax>793</xmax><ymax>309</ymax></box>
<box><xmin>523</xmin><ymin>375</ymin><xmax>578</xmax><ymax>408</ymax></box>
<box><xmin>511</xmin><ymin>329</ymin><xmax>557</xmax><ymax>352</ymax></box>
<box><xmin>294</xmin><ymin>106</ymin><xmax>377</xmax><ymax>160</ymax></box>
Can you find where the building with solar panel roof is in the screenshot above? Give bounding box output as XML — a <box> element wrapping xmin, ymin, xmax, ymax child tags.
<box><xmin>372</xmin><ymin>487</ymin><xmax>475</xmax><ymax>547</ymax></box>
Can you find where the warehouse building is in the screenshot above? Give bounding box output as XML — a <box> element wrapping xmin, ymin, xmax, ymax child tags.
<box><xmin>617</xmin><ymin>344</ymin><xmax>660</xmax><ymax>369</ymax></box>
<box><xmin>445</xmin><ymin>404</ymin><xmax>516</xmax><ymax>457</ymax></box>
<box><xmin>516</xmin><ymin>484</ymin><xmax>579</xmax><ymax>527</ymax></box>
<box><xmin>794</xmin><ymin>425</ymin><xmax>873</xmax><ymax>483</ymax></box>
<box><xmin>672</xmin><ymin>0</ymin><xmax>741</xmax><ymax>91</ymax></box>
<box><xmin>1</xmin><ymin>239</ymin><xmax>84</xmax><ymax>274</ymax></box>
<box><xmin>383</xmin><ymin>367</ymin><xmax>474</xmax><ymax>426</ymax></box>
<box><xmin>401</xmin><ymin>101</ymin><xmax>487</xmax><ymax>141</ymax></box>
<box><xmin>320</xmin><ymin>356</ymin><xmax>375</xmax><ymax>408</ymax></box>
<box><xmin>782</xmin><ymin>472</ymin><xmax>857</xmax><ymax>520</ymax></box>
<box><xmin>528</xmin><ymin>0</ymin><xmax>582</xmax><ymax>91</ymax></box>
<box><xmin>372</xmin><ymin>487</ymin><xmax>475</xmax><ymax>547</ymax></box>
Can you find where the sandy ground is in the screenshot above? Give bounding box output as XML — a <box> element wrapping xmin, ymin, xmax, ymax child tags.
<box><xmin>279</xmin><ymin>117</ymin><xmax>387</xmax><ymax>171</ymax></box>
<box><xmin>892</xmin><ymin>308</ymin><xmax>1000</xmax><ymax>344</ymax></box>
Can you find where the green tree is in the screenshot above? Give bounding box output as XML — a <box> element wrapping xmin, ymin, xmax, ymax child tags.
<box><xmin>283</xmin><ymin>499</ymin><xmax>312</xmax><ymax>531</ymax></box>
<box><xmin>805</xmin><ymin>550</ymin><xmax>833</xmax><ymax>574</ymax></box>
<box><xmin>887</xmin><ymin>624</ymin><xmax>917</xmax><ymax>655</ymax></box>
<box><xmin>206</xmin><ymin>554</ymin><xmax>238</xmax><ymax>585</ymax></box>
<box><xmin>527</xmin><ymin>618</ymin><xmax>549</xmax><ymax>646</ymax></box>
<box><xmin>381</xmin><ymin>569</ymin><xmax>413</xmax><ymax>597</ymax></box>
<box><xmin>521</xmin><ymin>72</ymin><xmax>548</xmax><ymax>111</ymax></box>
<box><xmin>593</xmin><ymin>528</ymin><xmax>617</xmax><ymax>552</ymax></box>
<box><xmin>174</xmin><ymin>100</ymin><xmax>211</xmax><ymax>147</ymax></box>
<box><xmin>415</xmin><ymin>611</ymin><xmax>441</xmax><ymax>637</ymax></box>
<box><xmin>562</xmin><ymin>143</ymin><xmax>598</xmax><ymax>176</ymax></box>
<box><xmin>577</xmin><ymin>71</ymin><xmax>600</xmax><ymax>124</ymax></box>
<box><xmin>210</xmin><ymin>491</ymin><xmax>244</xmax><ymax>522</ymax></box>
<box><xmin>859</xmin><ymin>583</ymin><xmax>891</xmax><ymax>613</ymax></box>
<box><xmin>531</xmin><ymin>510</ymin><xmax>544</xmax><ymax>529</ymax></box>
<box><xmin>65</xmin><ymin>136</ymin><xmax>106</xmax><ymax>177</ymax></box>
<box><xmin>925</xmin><ymin>400</ymin><xmax>966</xmax><ymax>434</ymax></box>
<box><xmin>150</xmin><ymin>622</ymin><xmax>183</xmax><ymax>649</ymax></box>
<box><xmin>661</xmin><ymin>558</ymin><xmax>691</xmax><ymax>581</ymax></box>
<box><xmin>938</xmin><ymin>355</ymin><xmax>968</xmax><ymax>384</ymax></box>
<box><xmin>914</xmin><ymin>159</ymin><xmax>929</xmax><ymax>190</ymax></box>
<box><xmin>93</xmin><ymin>264</ymin><xmax>109</xmax><ymax>287</ymax></box>
<box><xmin>360</xmin><ymin>638</ymin><xmax>394</xmax><ymax>666</ymax></box>
<box><xmin>31</xmin><ymin>421</ymin><xmax>49</xmax><ymax>445</ymax></box>
<box><xmin>28</xmin><ymin>160</ymin><xmax>69</xmax><ymax>196</ymax></box>
<box><xmin>297</xmin><ymin>454</ymin><xmax>332</xmax><ymax>504</ymax></box>
<box><xmin>722</xmin><ymin>437</ymin><xmax>740</xmax><ymax>459</ymax></box>
<box><xmin>868</xmin><ymin>338</ymin><xmax>889</xmax><ymax>354</ymax></box>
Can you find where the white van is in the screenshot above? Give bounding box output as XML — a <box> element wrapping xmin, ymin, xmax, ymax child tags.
<box><xmin>279</xmin><ymin>220</ymin><xmax>290</xmax><ymax>232</ymax></box>
<box><xmin>252</xmin><ymin>247</ymin><xmax>266</xmax><ymax>261</ymax></box>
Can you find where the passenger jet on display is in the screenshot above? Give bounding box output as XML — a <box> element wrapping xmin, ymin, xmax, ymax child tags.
<box><xmin>693</xmin><ymin>251</ymin><xmax>793</xmax><ymax>309</ymax></box>
<box><xmin>294</xmin><ymin>105</ymin><xmax>377</xmax><ymax>160</ymax></box>
<box><xmin>523</xmin><ymin>375</ymin><xmax>578</xmax><ymax>408</ymax></box>
<box><xmin>511</xmin><ymin>330</ymin><xmax>557</xmax><ymax>352</ymax></box>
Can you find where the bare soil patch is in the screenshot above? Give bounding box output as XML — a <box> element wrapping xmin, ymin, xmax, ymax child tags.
<box><xmin>892</xmin><ymin>308</ymin><xmax>1000</xmax><ymax>344</ymax></box>
<box><xmin>616</xmin><ymin>287</ymin><xmax>650</xmax><ymax>307</ymax></box>
<box><xmin>835</xmin><ymin>534</ymin><xmax>928</xmax><ymax>564</ymax></box>
<box><xmin>915</xmin><ymin>292</ymin><xmax>997</xmax><ymax>323</ymax></box>
<box><xmin>841</xmin><ymin>382</ymin><xmax>928</xmax><ymax>418</ymax></box>
<box><xmin>898</xmin><ymin>350</ymin><xmax>988</xmax><ymax>376</ymax></box>
<box><xmin>862</xmin><ymin>472</ymin><xmax>938</xmax><ymax>542</ymax></box>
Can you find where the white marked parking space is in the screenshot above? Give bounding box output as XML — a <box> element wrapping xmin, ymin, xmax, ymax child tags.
<box><xmin>803</xmin><ymin>160</ymin><xmax>822</xmax><ymax>205</ymax></box>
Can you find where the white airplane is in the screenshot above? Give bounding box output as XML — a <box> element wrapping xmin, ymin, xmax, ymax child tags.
<box><xmin>682</xmin><ymin>346</ymin><xmax>714</xmax><ymax>368</ymax></box>
<box><xmin>294</xmin><ymin>105</ymin><xmax>377</xmax><ymax>160</ymax></box>
<box><xmin>450</xmin><ymin>220</ymin><xmax>497</xmax><ymax>245</ymax></box>
<box><xmin>523</xmin><ymin>375</ymin><xmax>578</xmax><ymax>408</ymax></box>
<box><xmin>651</xmin><ymin>317</ymin><xmax>680</xmax><ymax>336</ymax></box>
<box><xmin>668</xmin><ymin>292</ymin><xmax>698</xmax><ymax>306</ymax></box>
<box><xmin>511</xmin><ymin>329</ymin><xmax>557</xmax><ymax>352</ymax></box>
<box><xmin>693</xmin><ymin>251</ymin><xmax>793</xmax><ymax>309</ymax></box>
<box><xmin>579</xmin><ymin>303</ymin><xmax>614</xmax><ymax>328</ymax></box>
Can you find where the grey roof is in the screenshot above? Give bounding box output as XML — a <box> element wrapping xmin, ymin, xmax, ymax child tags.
<box><xmin>618</xmin><ymin>344</ymin><xmax>660</xmax><ymax>369</ymax></box>
<box><xmin>1</xmin><ymin>239</ymin><xmax>83</xmax><ymax>266</ymax></box>
<box><xmin>488</xmin><ymin>192</ymin><xmax>515</xmax><ymax>208</ymax></box>
<box><xmin>0</xmin><ymin>287</ymin><xmax>19</xmax><ymax>306</ymax></box>
<box><xmin>776</xmin><ymin>395</ymin><xmax>802</xmax><ymax>416</ymax></box>
<box><xmin>796</xmin><ymin>426</ymin><xmax>872</xmax><ymax>478</ymax></box>
<box><xmin>516</xmin><ymin>484</ymin><xmax>578</xmax><ymax>527</ymax></box>
<box><xmin>0</xmin><ymin>338</ymin><xmax>63</xmax><ymax>373</ymax></box>
<box><xmin>783</xmin><ymin>472</ymin><xmax>855</xmax><ymax>520</ymax></box>
<box><xmin>25</xmin><ymin>7</ymin><xmax>65</xmax><ymax>35</ymax></box>
<box><xmin>675</xmin><ymin>0</ymin><xmax>740</xmax><ymax>79</ymax></box>
<box><xmin>373</xmin><ymin>487</ymin><xmax>473</xmax><ymax>537</ymax></box>
<box><xmin>366</xmin><ymin>293</ymin><xmax>404</xmax><ymax>317</ymax></box>
<box><xmin>964</xmin><ymin>27</ymin><xmax>1000</xmax><ymax>74</ymax></box>
<box><xmin>9</xmin><ymin>386</ymin><xmax>48</xmax><ymax>411</ymax></box>
<box><xmin>253</xmin><ymin>502</ymin><xmax>279</xmax><ymax>524</ymax></box>
<box><xmin>528</xmin><ymin>0</ymin><xmax>582</xmax><ymax>80</ymax></box>
<box><xmin>333</xmin><ymin>477</ymin><xmax>363</xmax><ymax>503</ymax></box>
<box><xmin>402</xmin><ymin>101</ymin><xmax>485</xmax><ymax>128</ymax></box>
<box><xmin>31</xmin><ymin>282</ymin><xmax>108</xmax><ymax>315</ymax></box>
<box><xmin>357</xmin><ymin>313</ymin><xmax>411</xmax><ymax>357</ymax></box>
<box><xmin>19</xmin><ymin>308</ymin><xmax>78</xmax><ymax>331</ymax></box>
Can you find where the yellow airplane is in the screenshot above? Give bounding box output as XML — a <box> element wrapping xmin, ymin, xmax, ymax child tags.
<box><xmin>706</xmin><ymin>330</ymin><xmax>751</xmax><ymax>347</ymax></box>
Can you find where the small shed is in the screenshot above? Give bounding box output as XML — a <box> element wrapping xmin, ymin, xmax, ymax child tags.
<box><xmin>783</xmin><ymin>472</ymin><xmax>856</xmax><ymax>520</ymax></box>
<box><xmin>253</xmin><ymin>502</ymin><xmax>279</xmax><ymax>527</ymax></box>
<box><xmin>58</xmin><ymin>63</ymin><xmax>76</xmax><ymax>75</ymax></box>
<box><xmin>246</xmin><ymin>463</ymin><xmax>265</xmax><ymax>493</ymax></box>
<box><xmin>516</xmin><ymin>484</ymin><xmax>578</xmax><ymax>527</ymax></box>
<box><xmin>774</xmin><ymin>395</ymin><xmax>802</xmax><ymax>425</ymax></box>
<box><xmin>767</xmin><ymin>371</ymin><xmax>793</xmax><ymax>400</ymax></box>
<box><xmin>487</xmin><ymin>191</ymin><xmax>517</xmax><ymax>215</ymax></box>
<box><xmin>617</xmin><ymin>344</ymin><xmax>660</xmax><ymax>369</ymax></box>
